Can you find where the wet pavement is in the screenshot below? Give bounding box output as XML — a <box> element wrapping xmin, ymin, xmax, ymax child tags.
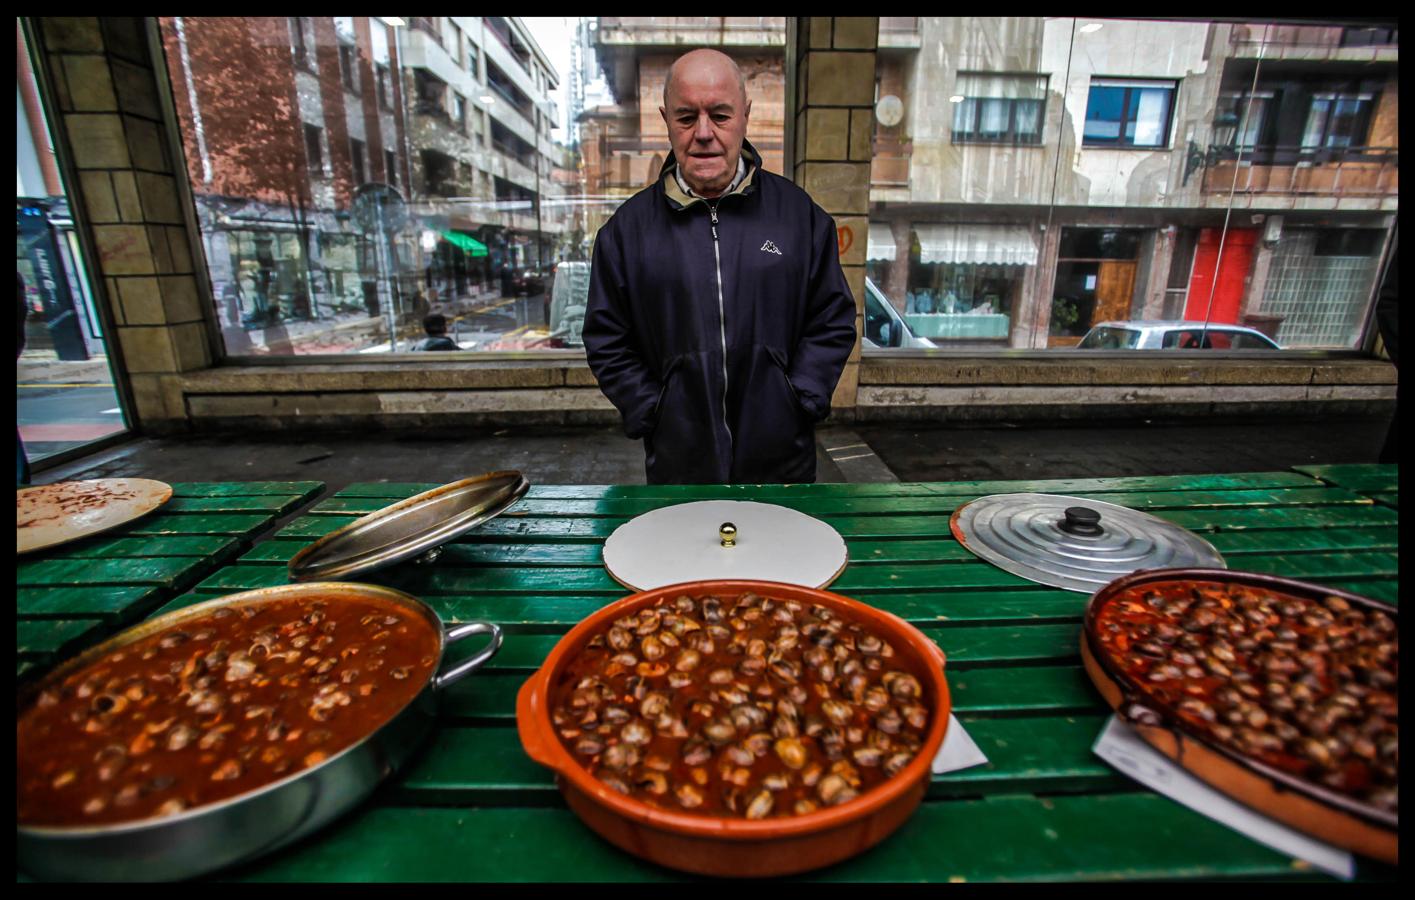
<box><xmin>34</xmin><ymin>413</ymin><xmax>1395</xmax><ymax>494</ymax></box>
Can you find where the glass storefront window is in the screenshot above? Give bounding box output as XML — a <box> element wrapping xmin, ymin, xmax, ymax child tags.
<box><xmin>868</xmin><ymin>18</ymin><xmax>1396</xmax><ymax>353</ymax></box>
<box><xmin>156</xmin><ymin>16</ymin><xmax>787</xmax><ymax>356</ymax></box>
<box><xmin>17</xmin><ymin>25</ymin><xmax>130</xmax><ymax>470</ymax></box>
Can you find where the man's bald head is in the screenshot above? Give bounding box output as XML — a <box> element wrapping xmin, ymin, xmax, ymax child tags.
<box><xmin>659</xmin><ymin>49</ymin><xmax>753</xmax><ymax>197</ymax></box>
<box><xmin>663</xmin><ymin>49</ymin><xmax>747</xmax><ymax>110</ymax></box>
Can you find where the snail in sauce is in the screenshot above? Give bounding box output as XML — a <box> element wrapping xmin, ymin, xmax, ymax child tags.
<box><xmin>1093</xmin><ymin>581</ymin><xmax>1397</xmax><ymax>814</ymax></box>
<box><xmin>549</xmin><ymin>592</ymin><xmax>934</xmax><ymax>819</ymax></box>
<box><xmin>17</xmin><ymin>595</ymin><xmax>439</xmax><ymax>827</ymax></box>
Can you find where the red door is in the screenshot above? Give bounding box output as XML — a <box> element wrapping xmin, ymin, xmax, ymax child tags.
<box><xmin>1184</xmin><ymin>227</ymin><xmax>1257</xmax><ymax>324</ymax></box>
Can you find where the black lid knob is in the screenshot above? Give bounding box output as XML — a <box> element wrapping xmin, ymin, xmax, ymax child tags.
<box><xmin>1060</xmin><ymin>506</ymin><xmax>1103</xmax><ymax>536</ymax></box>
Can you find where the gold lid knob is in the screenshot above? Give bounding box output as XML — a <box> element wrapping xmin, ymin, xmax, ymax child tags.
<box><xmin>719</xmin><ymin>522</ymin><xmax>737</xmax><ymax>547</ymax></box>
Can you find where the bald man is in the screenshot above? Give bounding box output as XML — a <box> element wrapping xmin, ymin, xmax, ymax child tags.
<box><xmin>583</xmin><ymin>49</ymin><xmax>856</xmax><ymax>484</ymax></box>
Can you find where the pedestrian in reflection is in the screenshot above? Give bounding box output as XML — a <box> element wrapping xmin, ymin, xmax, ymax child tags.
<box><xmin>583</xmin><ymin>49</ymin><xmax>856</xmax><ymax>484</ymax></box>
<box><xmin>410</xmin><ymin>313</ymin><xmax>458</xmax><ymax>351</ymax></box>
<box><xmin>261</xmin><ymin>302</ymin><xmax>292</xmax><ymax>355</ymax></box>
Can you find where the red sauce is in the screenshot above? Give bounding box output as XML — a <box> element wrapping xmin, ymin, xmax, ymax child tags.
<box><xmin>550</xmin><ymin>592</ymin><xmax>933</xmax><ymax>819</ymax></box>
<box><xmin>1093</xmin><ymin>580</ymin><xmax>1397</xmax><ymax>812</ymax></box>
<box><xmin>17</xmin><ymin>595</ymin><xmax>439</xmax><ymax>827</ymax></box>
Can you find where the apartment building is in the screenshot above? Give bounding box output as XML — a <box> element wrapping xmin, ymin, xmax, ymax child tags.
<box><xmin>159</xmin><ymin>16</ymin><xmax>569</xmax><ymax>349</ymax></box>
<box><xmin>399</xmin><ymin>17</ymin><xmax>568</xmax><ymax>295</ymax></box>
<box><xmin>577</xmin><ymin>17</ymin><xmax>788</xmax><ymax>235</ymax></box>
<box><xmin>867</xmin><ymin>18</ymin><xmax>1398</xmax><ymax>350</ymax></box>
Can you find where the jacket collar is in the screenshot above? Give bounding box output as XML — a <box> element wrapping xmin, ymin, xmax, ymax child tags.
<box><xmin>660</xmin><ymin>138</ymin><xmax>761</xmax><ymax>211</ymax></box>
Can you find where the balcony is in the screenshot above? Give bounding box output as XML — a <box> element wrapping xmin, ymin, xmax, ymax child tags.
<box><xmin>879</xmin><ymin>17</ymin><xmax>920</xmax><ymax>49</ymax></box>
<box><xmin>871</xmin><ymin>135</ymin><xmax>911</xmax><ymax>188</ymax></box>
<box><xmin>1228</xmin><ymin>24</ymin><xmax>1398</xmax><ymax>62</ymax></box>
<box><xmin>1202</xmin><ymin>145</ymin><xmax>1398</xmax><ymax>197</ymax></box>
<box><xmin>596</xmin><ymin>17</ymin><xmax>786</xmax><ymax>48</ymax></box>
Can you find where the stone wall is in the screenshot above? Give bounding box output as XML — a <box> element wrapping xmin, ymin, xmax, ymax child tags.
<box><xmin>791</xmin><ymin>17</ymin><xmax>879</xmax><ymax>413</ymax></box>
<box><xmin>36</xmin><ymin>17</ymin><xmax>215</xmax><ymax>429</ymax></box>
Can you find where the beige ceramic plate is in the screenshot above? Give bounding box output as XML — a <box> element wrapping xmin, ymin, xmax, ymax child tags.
<box><xmin>17</xmin><ymin>478</ymin><xmax>173</xmax><ymax>555</ymax></box>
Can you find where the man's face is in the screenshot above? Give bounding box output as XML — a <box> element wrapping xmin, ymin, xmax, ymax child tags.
<box><xmin>661</xmin><ymin>55</ymin><xmax>751</xmax><ymax>197</ymax></box>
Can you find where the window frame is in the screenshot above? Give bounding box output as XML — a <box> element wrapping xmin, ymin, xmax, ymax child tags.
<box><xmin>1082</xmin><ymin>78</ymin><xmax>1178</xmax><ymax>149</ymax></box>
<box><xmin>288</xmin><ymin>17</ymin><xmax>316</xmax><ymax>73</ymax></box>
<box><xmin>302</xmin><ymin>123</ymin><xmax>325</xmax><ymax>178</ymax></box>
<box><xmin>950</xmin><ymin>72</ymin><xmax>1048</xmax><ymax>146</ymax></box>
<box><xmin>349</xmin><ymin>137</ymin><xmax>366</xmax><ymax>186</ymax></box>
<box><xmin>338</xmin><ymin>42</ymin><xmax>361</xmax><ymax>96</ymax></box>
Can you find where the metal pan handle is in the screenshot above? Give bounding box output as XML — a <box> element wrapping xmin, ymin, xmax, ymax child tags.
<box><xmin>434</xmin><ymin>620</ymin><xmax>503</xmax><ymax>691</ymax></box>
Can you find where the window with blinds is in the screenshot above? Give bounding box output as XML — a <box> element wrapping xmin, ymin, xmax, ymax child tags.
<box><xmin>950</xmin><ymin>73</ymin><xmax>1048</xmax><ymax>145</ymax></box>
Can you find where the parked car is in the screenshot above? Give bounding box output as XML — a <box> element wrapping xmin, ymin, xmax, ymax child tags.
<box><xmin>511</xmin><ymin>268</ymin><xmax>547</xmax><ymax>297</ymax></box>
<box><xmin>535</xmin><ymin>266</ymin><xmax>934</xmax><ymax>351</ymax></box>
<box><xmin>864</xmin><ymin>277</ymin><xmax>936</xmax><ymax>349</ymax></box>
<box><xmin>1078</xmin><ymin>321</ymin><xmax>1282</xmax><ymax>350</ymax></box>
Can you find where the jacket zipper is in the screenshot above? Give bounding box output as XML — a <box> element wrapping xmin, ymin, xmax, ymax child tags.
<box><xmin>709</xmin><ymin>201</ymin><xmax>733</xmax><ymax>452</ymax></box>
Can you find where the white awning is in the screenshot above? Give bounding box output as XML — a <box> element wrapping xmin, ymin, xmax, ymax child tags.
<box><xmin>867</xmin><ymin>223</ymin><xmax>896</xmax><ymax>261</ymax></box>
<box><xmin>914</xmin><ymin>224</ymin><xmax>1038</xmax><ymax>266</ymax></box>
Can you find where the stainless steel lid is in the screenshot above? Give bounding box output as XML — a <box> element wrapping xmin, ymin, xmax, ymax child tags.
<box><xmin>949</xmin><ymin>492</ymin><xmax>1226</xmax><ymax>593</ymax></box>
<box><xmin>288</xmin><ymin>472</ymin><xmax>530</xmax><ymax>581</ymax></box>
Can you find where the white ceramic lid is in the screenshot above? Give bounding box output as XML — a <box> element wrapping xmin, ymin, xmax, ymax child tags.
<box><xmin>602</xmin><ymin>500</ymin><xmax>848</xmax><ymax>591</ymax></box>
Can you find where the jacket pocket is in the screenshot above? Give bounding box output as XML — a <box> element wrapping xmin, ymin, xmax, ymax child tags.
<box><xmin>648</xmin><ymin>356</ymin><xmax>683</xmax><ymax>433</ymax></box>
<box><xmin>645</xmin><ymin>353</ymin><xmax>721</xmax><ymax>483</ymax></box>
<box><xmin>732</xmin><ymin>345</ymin><xmax>813</xmax><ymax>481</ymax></box>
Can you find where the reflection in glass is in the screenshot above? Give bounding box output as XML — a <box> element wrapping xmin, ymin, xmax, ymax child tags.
<box><xmin>17</xmin><ymin>27</ymin><xmax>128</xmax><ymax>467</ymax></box>
<box><xmin>158</xmin><ymin>16</ymin><xmax>787</xmax><ymax>356</ymax></box>
<box><xmin>867</xmin><ymin>18</ymin><xmax>1395</xmax><ymax>353</ymax></box>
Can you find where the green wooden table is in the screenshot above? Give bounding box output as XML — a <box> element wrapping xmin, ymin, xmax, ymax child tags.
<box><xmin>17</xmin><ymin>481</ymin><xmax>324</xmax><ymax>683</ymax></box>
<box><xmin>25</xmin><ymin>470</ymin><xmax>1400</xmax><ymax>881</ymax></box>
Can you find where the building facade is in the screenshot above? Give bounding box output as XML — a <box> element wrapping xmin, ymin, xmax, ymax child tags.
<box><xmin>159</xmin><ymin>16</ymin><xmax>570</xmax><ymax>353</ymax></box>
<box><xmin>576</xmin><ymin>17</ymin><xmax>788</xmax><ymax>237</ymax></box>
<box><xmin>867</xmin><ymin>18</ymin><xmax>1398</xmax><ymax>350</ymax></box>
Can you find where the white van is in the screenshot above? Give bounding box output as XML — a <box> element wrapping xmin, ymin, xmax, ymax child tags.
<box><xmin>863</xmin><ymin>277</ymin><xmax>936</xmax><ymax>349</ymax></box>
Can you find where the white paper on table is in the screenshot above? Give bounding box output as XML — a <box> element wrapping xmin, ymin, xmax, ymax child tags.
<box><xmin>1093</xmin><ymin>715</ymin><xmax>1354</xmax><ymax>880</ymax></box>
<box><xmin>932</xmin><ymin>714</ymin><xmax>989</xmax><ymax>774</ymax></box>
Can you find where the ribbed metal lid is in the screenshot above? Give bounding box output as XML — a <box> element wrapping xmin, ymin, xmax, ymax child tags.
<box><xmin>950</xmin><ymin>493</ymin><xmax>1226</xmax><ymax>593</ymax></box>
<box><xmin>288</xmin><ymin>472</ymin><xmax>530</xmax><ymax>582</ymax></box>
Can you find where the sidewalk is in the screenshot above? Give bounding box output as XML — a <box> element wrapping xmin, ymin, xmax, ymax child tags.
<box><xmin>35</xmin><ymin>413</ymin><xmax>1393</xmax><ymax>495</ymax></box>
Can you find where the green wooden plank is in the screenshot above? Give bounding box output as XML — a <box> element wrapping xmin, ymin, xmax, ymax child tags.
<box><xmin>17</xmin><ymin>618</ymin><xmax>105</xmax><ymax>661</ymax></box>
<box><xmin>438</xmin><ymin>665</ymin><xmax>1102</xmax><ymax>721</ymax></box>
<box><xmin>39</xmin><ymin>535</ymin><xmax>242</xmax><ymax>561</ymax></box>
<box><xmin>222</xmin><ymin>794</ymin><xmax>1316</xmax><ymax>883</ymax></box>
<box><xmin>285</xmin><ymin>506</ymin><xmax>1398</xmax><ymax>542</ymax></box>
<box><xmin>125</xmin><ymin>513</ymin><xmax>275</xmax><ymax>538</ymax></box>
<box><xmin>334</xmin><ymin>472</ymin><xmax>1319</xmax><ymax>500</ymax></box>
<box><xmin>192</xmin><ymin>565</ymin><xmax>290</xmax><ymax>594</ymax></box>
<box><xmin>1292</xmin><ymin>464</ymin><xmax>1398</xmax><ymax>493</ymax></box>
<box><xmin>311</xmin><ymin>486</ymin><xmax>1364</xmax><ymax>520</ymax></box>
<box><xmin>168</xmin><ymin>481</ymin><xmax>324</xmax><ymax>498</ymax></box>
<box><xmin>1369</xmin><ymin>492</ymin><xmax>1397</xmax><ymax>509</ymax></box>
<box><xmin>164</xmin><ymin>495</ymin><xmax>305</xmax><ymax>515</ymax></box>
<box><xmin>1207</xmin><ymin>527</ymin><xmax>1399</xmax><ymax>555</ymax></box>
<box><xmin>17</xmin><ymin>585</ymin><xmax>165</xmax><ymax>623</ymax></box>
<box><xmin>17</xmin><ymin>556</ymin><xmax>211</xmax><ymax>588</ymax></box>
<box><xmin>946</xmin><ymin>665</ymin><xmax>1103</xmax><ymax>716</ymax></box>
<box><xmin>1307</xmin><ymin>579</ymin><xmax>1399</xmax><ymax>605</ymax></box>
<box><xmin>262</xmin><ymin>533</ymin><xmax>969</xmax><ymax>568</ymax></box>
<box><xmin>1159</xmin><ymin>505</ymin><xmax>1398</xmax><ymax>532</ymax></box>
<box><xmin>239</xmin><ymin>540</ymin><xmax>608</xmax><ymax>568</ymax></box>
<box><xmin>834</xmin><ymin>563</ymin><xmax>1054</xmax><ymax>592</ymax></box>
<box><xmin>1219</xmin><ymin>551</ymin><xmax>1399</xmax><ymax>581</ymax></box>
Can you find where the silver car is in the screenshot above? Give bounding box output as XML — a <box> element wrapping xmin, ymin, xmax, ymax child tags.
<box><xmin>1078</xmin><ymin>321</ymin><xmax>1282</xmax><ymax>350</ymax></box>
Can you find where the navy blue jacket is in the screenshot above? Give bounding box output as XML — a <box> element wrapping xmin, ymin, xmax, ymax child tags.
<box><xmin>584</xmin><ymin>141</ymin><xmax>857</xmax><ymax>484</ymax></box>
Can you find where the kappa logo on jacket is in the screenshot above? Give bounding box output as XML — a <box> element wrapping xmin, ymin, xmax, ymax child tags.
<box><xmin>760</xmin><ymin>240</ymin><xmax>782</xmax><ymax>255</ymax></box>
